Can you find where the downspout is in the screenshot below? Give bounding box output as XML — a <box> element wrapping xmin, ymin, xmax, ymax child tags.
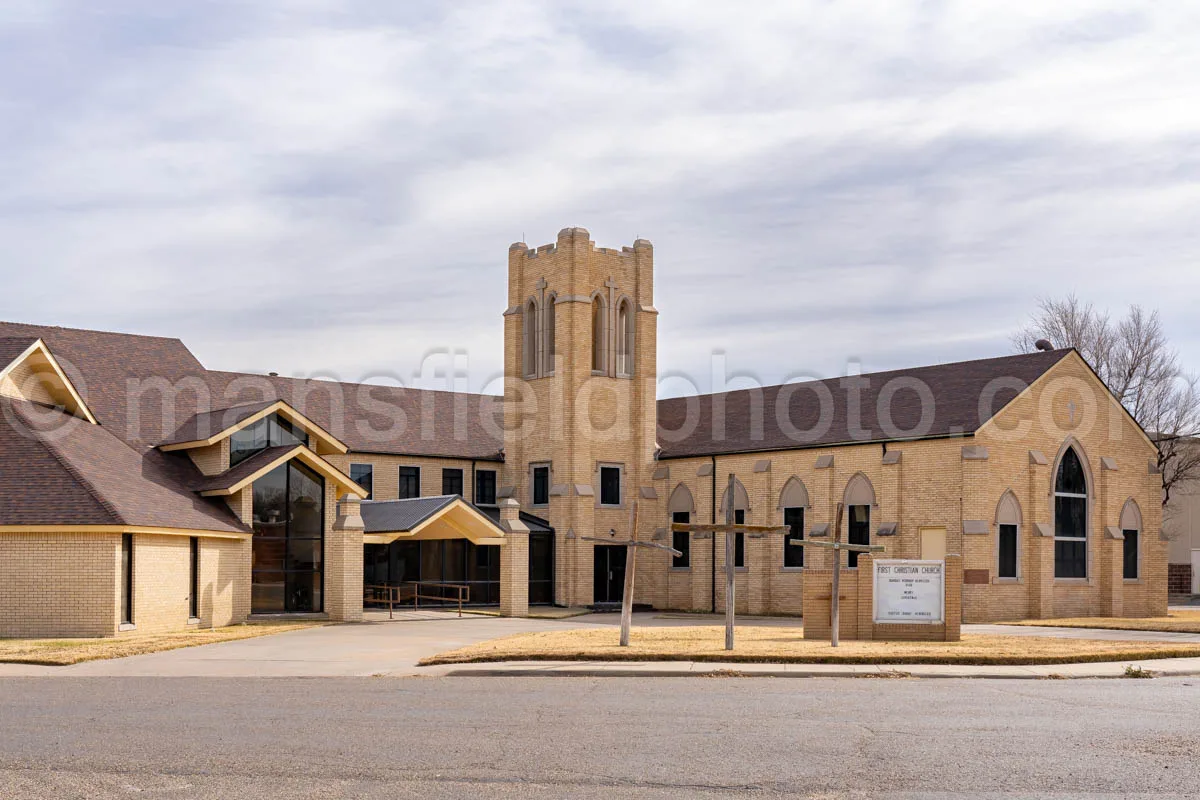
<box><xmin>711</xmin><ymin>455</ymin><xmax>717</xmax><ymax>614</ymax></box>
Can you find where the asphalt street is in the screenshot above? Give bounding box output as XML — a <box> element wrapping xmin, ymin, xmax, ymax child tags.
<box><xmin>1</xmin><ymin>676</ymin><xmax>1198</xmax><ymax>798</ymax></box>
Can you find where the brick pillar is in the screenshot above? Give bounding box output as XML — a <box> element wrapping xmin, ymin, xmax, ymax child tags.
<box><xmin>943</xmin><ymin>554</ymin><xmax>962</xmax><ymax>641</ymax></box>
<box><xmin>747</xmin><ymin>532</ymin><xmax>769</xmax><ymax>616</ymax></box>
<box><xmin>691</xmin><ymin>532</ymin><xmax>712</xmax><ymax>612</ymax></box>
<box><xmin>1027</xmin><ymin>527</ymin><xmax>1055</xmax><ymax>619</ymax></box>
<box><xmin>499</xmin><ymin>499</ymin><xmax>529</xmax><ymax>617</ymax></box>
<box><xmin>328</xmin><ymin>493</ymin><xmax>365</xmax><ymax>622</ymax></box>
<box><xmin>1101</xmin><ymin>528</ymin><xmax>1124</xmax><ymax>617</ymax></box>
<box><xmin>856</xmin><ymin>554</ymin><xmax>874</xmax><ymax>641</ymax></box>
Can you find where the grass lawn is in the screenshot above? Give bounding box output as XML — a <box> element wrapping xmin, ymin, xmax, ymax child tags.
<box><xmin>998</xmin><ymin>610</ymin><xmax>1200</xmax><ymax>634</ymax></box>
<box><xmin>419</xmin><ymin>625</ymin><xmax>1200</xmax><ymax>667</ymax></box>
<box><xmin>0</xmin><ymin>621</ymin><xmax>322</xmax><ymax>666</ymax></box>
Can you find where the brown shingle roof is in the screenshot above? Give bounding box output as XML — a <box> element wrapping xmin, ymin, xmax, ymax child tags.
<box><xmin>160</xmin><ymin>400</ymin><xmax>277</xmax><ymax>446</ymax></box>
<box><xmin>655</xmin><ymin>349</ymin><xmax>1074</xmax><ymax>459</ymax></box>
<box><xmin>192</xmin><ymin>445</ymin><xmax>296</xmax><ymax>494</ymax></box>
<box><xmin>0</xmin><ymin>336</ymin><xmax>39</xmax><ymax>368</ymax></box>
<box><xmin>201</xmin><ymin>371</ymin><xmax>505</xmax><ymax>460</ymax></box>
<box><xmin>0</xmin><ymin>397</ymin><xmax>248</xmax><ymax>532</ymax></box>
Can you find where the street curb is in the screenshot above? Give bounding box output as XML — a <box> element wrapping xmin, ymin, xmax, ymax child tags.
<box><xmin>436</xmin><ymin>661</ymin><xmax>1200</xmax><ymax>680</ymax></box>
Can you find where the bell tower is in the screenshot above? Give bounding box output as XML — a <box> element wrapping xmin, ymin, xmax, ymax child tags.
<box><xmin>502</xmin><ymin>227</ymin><xmax>658</xmax><ymax>606</ymax></box>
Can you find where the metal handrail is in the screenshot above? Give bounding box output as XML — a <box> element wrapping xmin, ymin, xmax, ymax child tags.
<box><xmin>364</xmin><ymin>582</ymin><xmax>471</xmax><ymax>618</ymax></box>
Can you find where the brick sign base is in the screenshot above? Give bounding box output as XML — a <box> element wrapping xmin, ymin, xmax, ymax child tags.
<box><xmin>803</xmin><ymin>554</ymin><xmax>962</xmax><ymax>642</ymax></box>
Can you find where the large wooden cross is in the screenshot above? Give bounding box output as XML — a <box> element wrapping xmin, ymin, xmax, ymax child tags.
<box><xmin>670</xmin><ymin>474</ymin><xmax>791</xmax><ymax>651</ymax></box>
<box><xmin>789</xmin><ymin>502</ymin><xmax>884</xmax><ymax>647</ymax></box>
<box><xmin>582</xmin><ymin>501</ymin><xmax>681</xmax><ymax>647</ymax></box>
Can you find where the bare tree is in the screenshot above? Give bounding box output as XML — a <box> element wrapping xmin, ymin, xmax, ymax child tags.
<box><xmin>1014</xmin><ymin>295</ymin><xmax>1200</xmax><ymax>509</ymax></box>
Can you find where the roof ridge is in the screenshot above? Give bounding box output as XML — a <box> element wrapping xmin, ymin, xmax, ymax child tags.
<box><xmin>9</xmin><ymin>401</ymin><xmax>125</xmax><ymax>525</ymax></box>
<box><xmin>205</xmin><ymin>370</ymin><xmax>497</xmax><ymax>401</ymax></box>
<box><xmin>0</xmin><ymin>319</ymin><xmax>189</xmax><ymax>344</ymax></box>
<box><xmin>660</xmin><ymin>349</ymin><xmax>1073</xmax><ymax>403</ymax></box>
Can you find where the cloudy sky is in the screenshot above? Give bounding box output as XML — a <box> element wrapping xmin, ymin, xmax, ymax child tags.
<box><xmin>3</xmin><ymin>1</ymin><xmax>1199</xmax><ymax>396</ymax></box>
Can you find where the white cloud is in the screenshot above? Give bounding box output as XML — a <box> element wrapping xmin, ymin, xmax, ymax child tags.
<box><xmin>1</xmin><ymin>0</ymin><xmax>1198</xmax><ymax>393</ymax></box>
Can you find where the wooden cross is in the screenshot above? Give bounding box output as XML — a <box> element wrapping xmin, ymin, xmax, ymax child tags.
<box><xmin>583</xmin><ymin>501</ymin><xmax>681</xmax><ymax>647</ymax></box>
<box><xmin>670</xmin><ymin>474</ymin><xmax>791</xmax><ymax>651</ymax></box>
<box><xmin>788</xmin><ymin>502</ymin><xmax>884</xmax><ymax>647</ymax></box>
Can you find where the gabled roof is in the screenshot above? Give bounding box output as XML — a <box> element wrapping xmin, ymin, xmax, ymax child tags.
<box><xmin>159</xmin><ymin>399</ymin><xmax>348</xmax><ymax>456</ymax></box>
<box><xmin>0</xmin><ymin>397</ymin><xmax>248</xmax><ymax>533</ymax></box>
<box><xmin>656</xmin><ymin>349</ymin><xmax>1075</xmax><ymax>459</ymax></box>
<box><xmin>193</xmin><ymin>444</ymin><xmax>369</xmax><ymax>499</ymax></box>
<box><xmin>361</xmin><ymin>495</ymin><xmax>506</xmax><ymax>545</ymax></box>
<box><xmin>0</xmin><ymin>337</ymin><xmax>98</xmax><ymax>424</ymax></box>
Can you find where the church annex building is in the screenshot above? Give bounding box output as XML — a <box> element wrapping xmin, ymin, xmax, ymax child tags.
<box><xmin>0</xmin><ymin>228</ymin><xmax>1167</xmax><ymax>637</ymax></box>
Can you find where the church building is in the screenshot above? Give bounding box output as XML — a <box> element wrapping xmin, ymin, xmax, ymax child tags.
<box><xmin>0</xmin><ymin>227</ymin><xmax>1167</xmax><ymax>637</ymax></box>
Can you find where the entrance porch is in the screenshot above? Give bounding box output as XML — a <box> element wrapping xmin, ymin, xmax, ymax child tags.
<box><xmin>359</xmin><ymin>496</ymin><xmax>553</xmax><ymax>615</ymax></box>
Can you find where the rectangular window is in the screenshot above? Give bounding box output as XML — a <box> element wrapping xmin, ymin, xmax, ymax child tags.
<box><xmin>1123</xmin><ymin>529</ymin><xmax>1139</xmax><ymax>580</ymax></box>
<box><xmin>350</xmin><ymin>464</ymin><xmax>373</xmax><ymax>500</ymax></box>
<box><xmin>398</xmin><ymin>466</ymin><xmax>420</xmax><ymax>500</ymax></box>
<box><xmin>189</xmin><ymin>537</ymin><xmax>200</xmax><ymax>619</ymax></box>
<box><xmin>475</xmin><ymin>469</ymin><xmax>497</xmax><ymax>505</ymax></box>
<box><xmin>783</xmin><ymin>507</ymin><xmax>805</xmax><ymax>568</ymax></box>
<box><xmin>848</xmin><ymin>505</ymin><xmax>869</xmax><ymax>568</ymax></box>
<box><xmin>442</xmin><ymin>468</ymin><xmax>464</xmax><ymax>497</ymax></box>
<box><xmin>672</xmin><ymin>511</ymin><xmax>690</xmax><ymax>568</ymax></box>
<box><xmin>734</xmin><ymin>509</ymin><xmax>745</xmax><ymax>568</ymax></box>
<box><xmin>532</xmin><ymin>465</ymin><xmax>550</xmax><ymax>506</ymax></box>
<box><xmin>998</xmin><ymin>524</ymin><xmax>1018</xmax><ymax>579</ymax></box>
<box><xmin>121</xmin><ymin>533</ymin><xmax>134</xmax><ymax>625</ymax></box>
<box><xmin>599</xmin><ymin>466</ymin><xmax>622</xmax><ymax>507</ymax></box>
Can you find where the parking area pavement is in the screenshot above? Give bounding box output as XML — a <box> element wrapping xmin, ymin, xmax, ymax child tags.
<box><xmin>0</xmin><ymin>611</ymin><xmax>1196</xmax><ymax>679</ymax></box>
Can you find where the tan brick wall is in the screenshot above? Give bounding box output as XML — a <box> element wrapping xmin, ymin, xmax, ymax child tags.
<box><xmin>0</xmin><ymin>531</ymin><xmax>250</xmax><ymax>638</ymax></box>
<box><xmin>127</xmin><ymin>533</ymin><xmax>253</xmax><ymax>635</ymax></box>
<box><xmin>199</xmin><ymin>535</ymin><xmax>251</xmax><ymax>628</ymax></box>
<box><xmin>646</xmin><ymin>354</ymin><xmax>1163</xmax><ymax>623</ymax></box>
<box><xmin>503</xmin><ymin>228</ymin><xmax>657</xmax><ymax>608</ymax></box>
<box><xmin>187</xmin><ymin>440</ymin><xmax>229</xmax><ymax>476</ymax></box>
<box><xmin>0</xmin><ymin>532</ymin><xmax>119</xmax><ymax>638</ymax></box>
<box><xmin>325</xmin><ymin>453</ymin><xmax>499</xmax><ymax>503</ymax></box>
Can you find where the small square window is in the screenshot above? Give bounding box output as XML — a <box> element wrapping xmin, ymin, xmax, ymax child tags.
<box><xmin>599</xmin><ymin>466</ymin><xmax>622</xmax><ymax>507</ymax></box>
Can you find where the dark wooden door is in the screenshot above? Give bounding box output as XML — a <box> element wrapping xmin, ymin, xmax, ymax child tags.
<box><xmin>593</xmin><ymin>545</ymin><xmax>626</xmax><ymax>604</ymax></box>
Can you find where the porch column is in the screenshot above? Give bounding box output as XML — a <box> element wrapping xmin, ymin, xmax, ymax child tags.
<box><xmin>499</xmin><ymin>499</ymin><xmax>530</xmax><ymax>618</ymax></box>
<box><xmin>328</xmin><ymin>493</ymin><xmax>365</xmax><ymax>622</ymax></box>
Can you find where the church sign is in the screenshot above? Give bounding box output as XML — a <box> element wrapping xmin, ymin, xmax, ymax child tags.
<box><xmin>873</xmin><ymin>560</ymin><xmax>945</xmax><ymax>624</ymax></box>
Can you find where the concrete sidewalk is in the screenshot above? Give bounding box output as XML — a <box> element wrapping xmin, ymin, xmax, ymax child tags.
<box><xmin>2</xmin><ymin>611</ymin><xmax>1199</xmax><ymax>680</ymax></box>
<box><xmin>437</xmin><ymin>656</ymin><xmax>1200</xmax><ymax>679</ymax></box>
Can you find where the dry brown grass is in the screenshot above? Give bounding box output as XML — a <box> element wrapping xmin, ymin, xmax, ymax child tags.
<box><xmin>419</xmin><ymin>625</ymin><xmax>1200</xmax><ymax>667</ymax></box>
<box><xmin>998</xmin><ymin>611</ymin><xmax>1200</xmax><ymax>634</ymax></box>
<box><xmin>0</xmin><ymin>622</ymin><xmax>322</xmax><ymax>666</ymax></box>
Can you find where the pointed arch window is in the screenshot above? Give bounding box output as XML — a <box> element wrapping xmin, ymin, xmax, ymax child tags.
<box><xmin>1120</xmin><ymin>499</ymin><xmax>1142</xmax><ymax>580</ymax></box>
<box><xmin>522</xmin><ymin>298</ymin><xmax>538</xmax><ymax>378</ymax></box>
<box><xmin>616</xmin><ymin>298</ymin><xmax>634</xmax><ymax>377</ymax></box>
<box><xmin>544</xmin><ymin>294</ymin><xmax>556</xmax><ymax>376</ymax></box>
<box><xmin>995</xmin><ymin>491</ymin><xmax>1022</xmax><ymax>580</ymax></box>
<box><xmin>1054</xmin><ymin>446</ymin><xmax>1088</xmax><ymax>578</ymax></box>
<box><xmin>591</xmin><ymin>295</ymin><xmax>607</xmax><ymax>373</ymax></box>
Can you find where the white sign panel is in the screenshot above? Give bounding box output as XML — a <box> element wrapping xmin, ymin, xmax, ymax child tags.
<box><xmin>873</xmin><ymin>560</ymin><xmax>944</xmax><ymax>624</ymax></box>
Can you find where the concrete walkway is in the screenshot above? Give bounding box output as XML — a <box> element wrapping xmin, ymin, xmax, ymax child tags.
<box><xmin>2</xmin><ymin>611</ymin><xmax>1199</xmax><ymax>680</ymax></box>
